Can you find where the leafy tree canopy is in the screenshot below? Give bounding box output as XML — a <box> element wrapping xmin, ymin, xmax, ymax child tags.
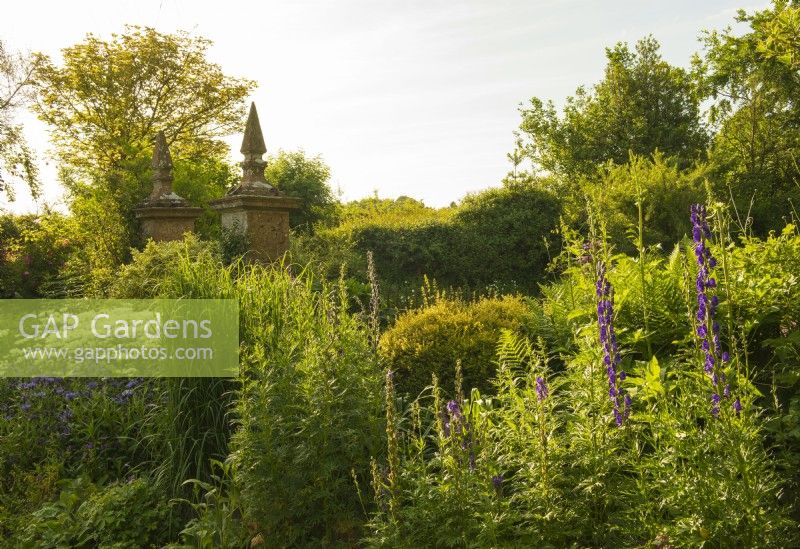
<box><xmin>31</xmin><ymin>26</ymin><xmax>255</xmax><ymax>269</ymax></box>
<box><xmin>33</xmin><ymin>26</ymin><xmax>255</xmax><ymax>179</ymax></box>
<box><xmin>0</xmin><ymin>40</ymin><xmax>39</xmax><ymax>201</ymax></box>
<box><xmin>265</xmin><ymin>150</ymin><xmax>337</xmax><ymax>231</ymax></box>
<box><xmin>515</xmin><ymin>36</ymin><xmax>708</xmax><ymax>180</ymax></box>
<box><xmin>695</xmin><ymin>1</ymin><xmax>800</xmax><ymax>230</ymax></box>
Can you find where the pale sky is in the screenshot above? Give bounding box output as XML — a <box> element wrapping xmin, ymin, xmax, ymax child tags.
<box><xmin>0</xmin><ymin>0</ymin><xmax>765</xmax><ymax>213</ymax></box>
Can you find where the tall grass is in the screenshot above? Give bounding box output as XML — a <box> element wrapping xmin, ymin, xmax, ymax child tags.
<box><xmin>110</xmin><ymin>237</ymin><xmax>385</xmax><ymax>544</ymax></box>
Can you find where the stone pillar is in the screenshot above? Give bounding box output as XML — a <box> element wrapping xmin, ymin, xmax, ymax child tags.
<box><xmin>135</xmin><ymin>131</ymin><xmax>202</xmax><ymax>242</ymax></box>
<box><xmin>211</xmin><ymin>103</ymin><xmax>300</xmax><ymax>262</ymax></box>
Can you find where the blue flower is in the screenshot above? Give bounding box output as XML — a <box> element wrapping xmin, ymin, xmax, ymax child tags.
<box><xmin>125</xmin><ymin>378</ymin><xmax>141</xmax><ymax>389</ymax></box>
<box><xmin>446</xmin><ymin>400</ymin><xmax>461</xmax><ymax>418</ymax></box>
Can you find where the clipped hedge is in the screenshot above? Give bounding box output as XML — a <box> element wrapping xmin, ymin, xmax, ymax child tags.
<box><xmin>379</xmin><ymin>295</ymin><xmax>535</xmax><ymax>397</ymax></box>
<box><xmin>294</xmin><ymin>183</ymin><xmax>562</xmax><ymax>299</ymax></box>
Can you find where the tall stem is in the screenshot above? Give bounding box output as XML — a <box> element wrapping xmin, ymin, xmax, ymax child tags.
<box><xmin>637</xmin><ymin>196</ymin><xmax>652</xmax><ymax>359</ymax></box>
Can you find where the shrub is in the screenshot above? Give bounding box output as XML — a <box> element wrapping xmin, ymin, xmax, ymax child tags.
<box><xmin>108</xmin><ymin>233</ymin><xmax>220</xmax><ymax>298</ymax></box>
<box><xmin>581</xmin><ymin>153</ymin><xmax>708</xmax><ymax>252</ymax></box>
<box><xmin>0</xmin><ymin>211</ymin><xmax>75</xmax><ymax>297</ymax></box>
<box><xmin>379</xmin><ymin>294</ymin><xmax>535</xmax><ymax>397</ymax></box>
<box><xmin>293</xmin><ymin>183</ymin><xmax>562</xmax><ymax>305</ymax></box>
<box><xmin>21</xmin><ymin>476</ymin><xmax>173</xmax><ymax>548</ymax></box>
<box><xmin>265</xmin><ymin>149</ymin><xmax>338</xmax><ymax>231</ymax></box>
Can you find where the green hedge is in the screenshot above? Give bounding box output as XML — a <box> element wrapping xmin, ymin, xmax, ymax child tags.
<box><xmin>294</xmin><ymin>183</ymin><xmax>563</xmax><ymax>301</ymax></box>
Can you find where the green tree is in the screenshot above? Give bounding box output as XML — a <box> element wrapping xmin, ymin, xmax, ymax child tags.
<box><xmin>695</xmin><ymin>1</ymin><xmax>800</xmax><ymax>233</ymax></box>
<box><xmin>0</xmin><ymin>40</ymin><xmax>39</xmax><ymax>201</ymax></box>
<box><xmin>264</xmin><ymin>149</ymin><xmax>337</xmax><ymax>230</ymax></box>
<box><xmin>515</xmin><ymin>36</ymin><xmax>707</xmax><ymax>180</ymax></box>
<box><xmin>31</xmin><ymin>26</ymin><xmax>254</xmax><ymax>253</ymax></box>
<box><xmin>584</xmin><ymin>152</ymin><xmax>708</xmax><ymax>251</ymax></box>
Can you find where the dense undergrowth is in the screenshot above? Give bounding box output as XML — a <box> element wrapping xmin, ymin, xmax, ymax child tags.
<box><xmin>1</xmin><ymin>203</ymin><xmax>799</xmax><ymax>547</ymax></box>
<box><xmin>2</xmin><ymin>3</ymin><xmax>800</xmax><ymax>544</ymax></box>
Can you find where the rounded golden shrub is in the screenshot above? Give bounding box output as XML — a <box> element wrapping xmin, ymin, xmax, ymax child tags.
<box><xmin>379</xmin><ymin>295</ymin><xmax>533</xmax><ymax>397</ymax></box>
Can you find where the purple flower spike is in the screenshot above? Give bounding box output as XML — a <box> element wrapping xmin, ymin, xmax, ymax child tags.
<box><xmin>596</xmin><ymin>260</ymin><xmax>629</xmax><ymax>426</ymax></box>
<box><xmin>492</xmin><ymin>475</ymin><xmax>503</xmax><ymax>496</ymax></box>
<box><xmin>691</xmin><ymin>204</ymin><xmax>735</xmax><ymax>417</ymax></box>
<box><xmin>446</xmin><ymin>400</ymin><xmax>461</xmax><ymax>419</ymax></box>
<box><xmin>535</xmin><ymin>376</ymin><xmax>548</xmax><ymax>401</ymax></box>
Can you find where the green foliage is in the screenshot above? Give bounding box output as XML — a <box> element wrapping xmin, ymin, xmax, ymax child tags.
<box><xmin>108</xmin><ymin>238</ymin><xmax>233</xmax><ymax>513</ymax></box>
<box><xmin>726</xmin><ymin>223</ymin><xmax>800</xmax><ymax>373</ymax></box>
<box><xmin>696</xmin><ymin>1</ymin><xmax>800</xmax><ymax>233</ymax></box>
<box><xmin>581</xmin><ymin>153</ymin><xmax>709</xmax><ymax>252</ymax></box>
<box><xmin>369</xmin><ymin>304</ymin><xmax>796</xmax><ymax>547</ymax></box>
<box><xmin>108</xmin><ymin>233</ymin><xmax>220</xmax><ymax>298</ymax></box>
<box><xmin>0</xmin><ymin>460</ymin><xmax>61</xmax><ymax>540</ymax></box>
<box><xmin>21</xmin><ymin>476</ymin><xmax>173</xmax><ymax>548</ymax></box>
<box><xmin>168</xmin><ymin>460</ymin><xmax>249</xmax><ymax>549</ymax></box>
<box><xmin>516</xmin><ymin>36</ymin><xmax>707</xmax><ymax>180</ymax></box>
<box><xmin>379</xmin><ymin>294</ymin><xmax>534</xmax><ymax>397</ymax></box>
<box><xmin>0</xmin><ymin>40</ymin><xmax>39</xmax><ymax>200</ymax></box>
<box><xmin>337</xmin><ymin>194</ymin><xmax>441</xmax><ymax>226</ymax></box>
<box><xmin>296</xmin><ymin>183</ymin><xmax>562</xmax><ymax>303</ymax></box>
<box><xmin>453</xmin><ymin>182</ymin><xmax>561</xmax><ymax>289</ymax></box>
<box><xmin>118</xmin><ymin>241</ymin><xmax>384</xmax><ymax>544</ymax></box>
<box><xmin>0</xmin><ymin>377</ymin><xmax>156</xmax><ymax>482</ymax></box>
<box><xmin>219</xmin><ymin>222</ymin><xmax>250</xmax><ymax>265</ymax></box>
<box><xmin>32</xmin><ymin>25</ymin><xmax>253</xmax><ymax>179</ymax></box>
<box><xmin>31</xmin><ymin>25</ymin><xmax>253</xmax><ymax>267</ymax></box>
<box><xmin>265</xmin><ymin>149</ymin><xmax>337</xmax><ymax>231</ymax></box>
<box><xmin>367</xmin><ymin>378</ymin><xmax>507</xmax><ymax>547</ymax></box>
<box><xmin>227</xmin><ymin>264</ymin><xmax>384</xmax><ymax>545</ymax></box>
<box><xmin>0</xmin><ymin>211</ymin><xmax>74</xmax><ymax>297</ymax></box>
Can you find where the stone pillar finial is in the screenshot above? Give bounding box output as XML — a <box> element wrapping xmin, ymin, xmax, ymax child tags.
<box><xmin>147</xmin><ymin>131</ymin><xmax>185</xmax><ymax>203</ymax></box>
<box><xmin>231</xmin><ymin>102</ymin><xmax>276</xmax><ymax>195</ymax></box>
<box><xmin>135</xmin><ymin>130</ymin><xmax>201</xmax><ymax>242</ymax></box>
<box><xmin>210</xmin><ymin>101</ymin><xmax>300</xmax><ymax>262</ymax></box>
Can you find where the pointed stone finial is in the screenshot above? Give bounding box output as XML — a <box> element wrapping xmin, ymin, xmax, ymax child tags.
<box><xmin>241</xmin><ymin>102</ymin><xmax>267</xmax><ymax>158</ymax></box>
<box><xmin>147</xmin><ymin>131</ymin><xmax>184</xmax><ymax>203</ymax></box>
<box><xmin>233</xmin><ymin>102</ymin><xmax>276</xmax><ymax>194</ymax></box>
<box><xmin>152</xmin><ymin>130</ymin><xmax>173</xmax><ymax>173</ymax></box>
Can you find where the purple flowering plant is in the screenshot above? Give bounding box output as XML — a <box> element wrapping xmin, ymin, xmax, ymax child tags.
<box><xmin>0</xmin><ymin>376</ymin><xmax>151</xmax><ymax>474</ymax></box>
<box><xmin>690</xmin><ymin>204</ymin><xmax>737</xmax><ymax>417</ymax></box>
<box><xmin>596</xmin><ymin>260</ymin><xmax>631</xmax><ymax>426</ymax></box>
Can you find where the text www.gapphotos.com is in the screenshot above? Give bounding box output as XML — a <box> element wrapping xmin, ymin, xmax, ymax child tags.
<box><xmin>21</xmin><ymin>345</ymin><xmax>214</xmax><ymax>363</ymax></box>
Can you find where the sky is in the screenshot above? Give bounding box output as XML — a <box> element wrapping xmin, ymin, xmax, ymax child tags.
<box><xmin>0</xmin><ymin>0</ymin><xmax>767</xmax><ymax>213</ymax></box>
